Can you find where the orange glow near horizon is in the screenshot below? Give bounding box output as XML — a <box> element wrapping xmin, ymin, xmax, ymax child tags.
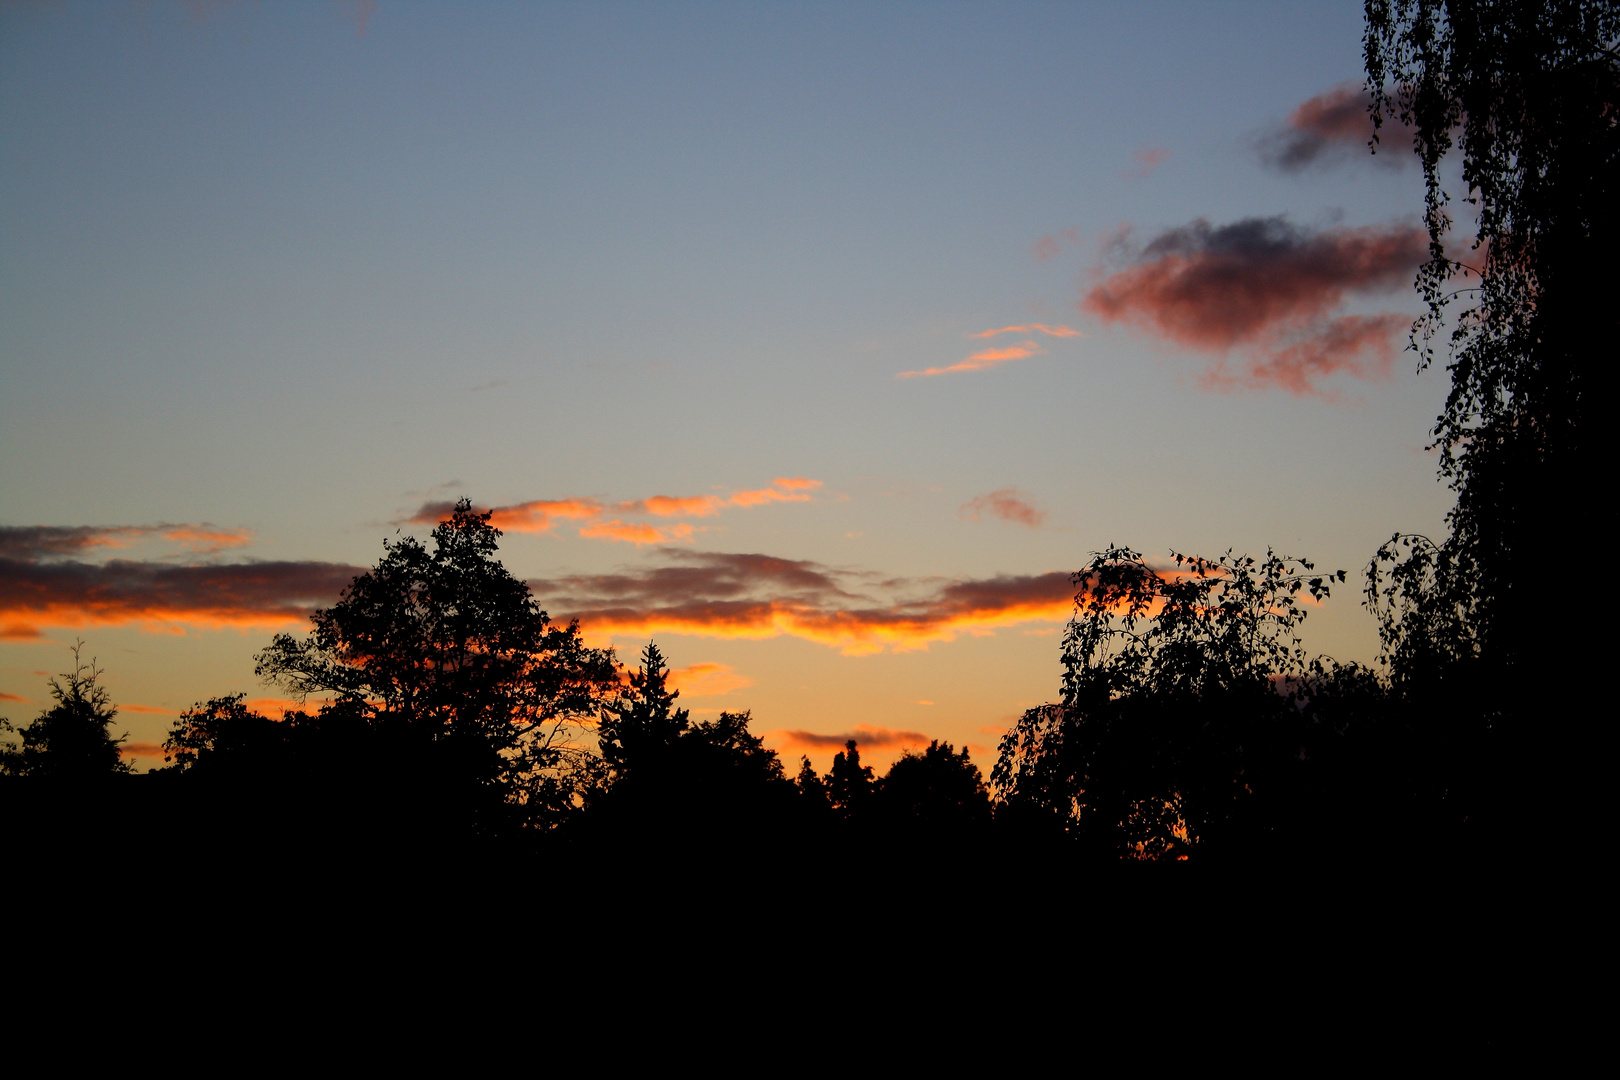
<box><xmin>571</xmin><ymin>594</ymin><xmax>1076</xmax><ymax>656</ymax></box>
<box><xmin>667</xmin><ymin>661</ymin><xmax>754</xmax><ymax>698</ymax></box>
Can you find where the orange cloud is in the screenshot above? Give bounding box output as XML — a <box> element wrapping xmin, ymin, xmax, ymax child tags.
<box><xmin>410</xmin><ymin>478</ymin><xmax>821</xmax><ymax>544</ymax></box>
<box><xmin>578</xmin><ymin>520</ymin><xmax>695</xmax><ymax>546</ymax></box>
<box><xmin>490</xmin><ymin>499</ymin><xmax>604</xmax><ymax>532</ymax></box>
<box><xmin>970</xmin><ymin>324</ymin><xmax>1082</xmax><ymax>339</ymax></box>
<box><xmin>0</xmin><ymin>692</ymin><xmax>26</xmax><ymax>703</ymax></box>
<box><xmin>770</xmin><ymin>724</ymin><xmax>932</xmax><ymax>751</ymax></box>
<box><xmin>728</xmin><ymin>487</ymin><xmax>812</xmax><ymax>507</ymax></box>
<box><xmin>960</xmin><ymin>488</ymin><xmax>1046</xmax><ymax>528</ymax></box>
<box><xmin>118</xmin><ymin>741</ymin><xmax>167</xmax><ymax>759</ymax></box>
<box><xmin>531</xmin><ymin>552</ymin><xmax>1077</xmax><ymax>656</ymax></box>
<box><xmin>161</xmin><ymin>527</ymin><xmax>253</xmax><ymax>553</ymax></box>
<box><xmin>667</xmin><ymin>662</ymin><xmax>754</xmax><ymax>698</ymax></box>
<box><xmin>120</xmin><ymin>703</ymin><xmax>176</xmax><ymax>715</ymax></box>
<box><xmin>897</xmin><ymin>341</ymin><xmax>1045</xmax><ymax>379</ymax></box>
<box><xmin>635</xmin><ymin>495</ymin><xmax>726</xmax><ymax>517</ymax></box>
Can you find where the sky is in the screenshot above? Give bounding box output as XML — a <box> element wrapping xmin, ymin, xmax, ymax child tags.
<box><xmin>0</xmin><ymin>0</ymin><xmax>1454</xmax><ymax>774</ymax></box>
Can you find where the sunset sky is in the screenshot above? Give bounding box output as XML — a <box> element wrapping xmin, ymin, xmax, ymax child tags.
<box><xmin>0</xmin><ymin>1</ymin><xmax>1453</xmax><ymax>772</ymax></box>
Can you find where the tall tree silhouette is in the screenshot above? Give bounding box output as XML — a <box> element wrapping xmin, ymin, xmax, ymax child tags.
<box><xmin>0</xmin><ymin>641</ymin><xmax>130</xmax><ymax>780</ymax></box>
<box><xmin>590</xmin><ymin>643</ymin><xmax>793</xmax><ymax>839</ymax></box>
<box><xmin>597</xmin><ymin>641</ymin><xmax>689</xmax><ymax>775</ymax></box>
<box><xmin>251</xmin><ymin>499</ymin><xmax>618</xmax><ymax>829</ymax></box>
<box><xmin>1364</xmin><ymin>2</ymin><xmax>1614</xmax><ymax>676</ymax></box>
<box><xmin>825</xmin><ymin>739</ymin><xmax>875</xmax><ymax>820</ymax></box>
<box><xmin>1364</xmin><ymin>1</ymin><xmax>1615</xmax><ymax>837</ymax></box>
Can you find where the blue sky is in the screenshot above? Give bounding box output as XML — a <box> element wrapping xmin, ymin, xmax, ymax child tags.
<box><xmin>0</xmin><ymin>1</ymin><xmax>1452</xmax><ymax>768</ymax></box>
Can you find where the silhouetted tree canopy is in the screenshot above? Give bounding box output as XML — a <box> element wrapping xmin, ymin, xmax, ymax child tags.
<box><xmin>1361</xmin><ymin>2</ymin><xmax>1614</xmax><ymax>843</ymax></box>
<box><xmin>1365</xmin><ymin>1</ymin><xmax>1615</xmax><ymax>679</ymax></box>
<box><xmin>589</xmin><ymin>642</ymin><xmax>795</xmax><ymax>838</ymax></box>
<box><xmin>994</xmin><ymin>548</ymin><xmax>1345</xmax><ymax>859</ymax></box>
<box><xmin>247</xmin><ymin>499</ymin><xmax>618</xmax><ymax>829</ymax></box>
<box><xmin>874</xmin><ymin>740</ymin><xmax>991</xmax><ymax>832</ymax></box>
<box><xmin>0</xmin><ymin>641</ymin><xmax>130</xmax><ymax>780</ymax></box>
<box><xmin>825</xmin><ymin>739</ymin><xmax>875</xmax><ymax>820</ymax></box>
<box><xmin>597</xmin><ymin>641</ymin><xmax>689</xmax><ymax>776</ymax></box>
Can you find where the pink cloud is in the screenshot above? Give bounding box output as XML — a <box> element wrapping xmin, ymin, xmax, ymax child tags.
<box><xmin>1033</xmin><ymin>227</ymin><xmax>1082</xmax><ymax>261</ymax></box>
<box><xmin>960</xmin><ymin>488</ymin><xmax>1046</xmax><ymax>528</ymax></box>
<box><xmin>769</xmin><ymin>723</ymin><xmax>932</xmax><ymax>751</ymax></box>
<box><xmin>1259</xmin><ymin>82</ymin><xmax>1418</xmax><ymax>171</ymax></box>
<box><xmin>1080</xmin><ymin>215</ymin><xmax>1424</xmax><ymax>397</ymax></box>
<box><xmin>1124</xmin><ymin>147</ymin><xmax>1170</xmax><ymax>179</ymax></box>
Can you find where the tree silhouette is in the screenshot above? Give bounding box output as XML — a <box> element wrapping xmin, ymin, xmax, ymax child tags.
<box><xmin>993</xmin><ymin>547</ymin><xmax>1344</xmax><ymax>859</ymax></box>
<box><xmin>597</xmin><ymin>641</ymin><xmax>689</xmax><ymax>775</ymax></box>
<box><xmin>1364</xmin><ymin>3</ymin><xmax>1614</xmax><ymax>681</ymax></box>
<box><xmin>1363</xmin><ymin>2</ymin><xmax>1615</xmax><ymax>840</ymax></box>
<box><xmin>589</xmin><ymin>642</ymin><xmax>794</xmax><ymax>840</ymax></box>
<box><xmin>0</xmin><ymin>641</ymin><xmax>130</xmax><ymax>780</ymax></box>
<box><xmin>251</xmin><ymin>499</ymin><xmax>618</xmax><ymax>830</ymax></box>
<box><xmin>824</xmin><ymin>739</ymin><xmax>875</xmax><ymax>820</ymax></box>
<box><xmin>875</xmin><ymin>740</ymin><xmax>991</xmax><ymax>833</ymax></box>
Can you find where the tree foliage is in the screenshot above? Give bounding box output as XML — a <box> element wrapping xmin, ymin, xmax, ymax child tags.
<box><xmin>0</xmin><ymin>641</ymin><xmax>130</xmax><ymax>780</ymax></box>
<box><xmin>993</xmin><ymin>547</ymin><xmax>1344</xmax><ymax>859</ymax></box>
<box><xmin>874</xmin><ymin>740</ymin><xmax>991</xmax><ymax>832</ymax></box>
<box><xmin>1364</xmin><ymin>1</ymin><xmax>1617</xmax><ymax>678</ymax></box>
<box><xmin>249</xmin><ymin>499</ymin><xmax>618</xmax><ymax>829</ymax></box>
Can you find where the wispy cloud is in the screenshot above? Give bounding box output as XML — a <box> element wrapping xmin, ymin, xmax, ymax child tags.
<box><xmin>1124</xmin><ymin>146</ymin><xmax>1170</xmax><ymax>179</ymax></box>
<box><xmin>960</xmin><ymin>488</ymin><xmax>1046</xmax><ymax>528</ymax></box>
<box><xmin>899</xmin><ymin>324</ymin><xmax>1081</xmax><ymax>379</ymax></box>
<box><xmin>408</xmin><ymin>478</ymin><xmax>822</xmax><ymax>545</ymax></box>
<box><xmin>1258</xmin><ymin>82</ymin><xmax>1417</xmax><ymax>172</ymax></box>
<box><xmin>898</xmin><ymin>341</ymin><xmax>1044</xmax><ymax>379</ymax></box>
<box><xmin>579</xmin><ymin>520</ymin><xmax>695</xmax><ymax>546</ymax></box>
<box><xmin>0</xmin><ymin>524</ymin><xmax>255</xmax><ymax>560</ymax></box>
<box><xmin>161</xmin><ymin>527</ymin><xmax>254</xmax><ymax>554</ymax></box>
<box><xmin>1080</xmin><ymin>215</ymin><xmax>1424</xmax><ymax>398</ymax></box>
<box><xmin>969</xmin><ymin>324</ymin><xmax>1082</xmax><ymax>340</ymax></box>
<box><xmin>770</xmin><ymin>724</ymin><xmax>932</xmax><ymax>751</ymax></box>
<box><xmin>1033</xmin><ymin>227</ymin><xmax>1082</xmax><ymax>261</ymax></box>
